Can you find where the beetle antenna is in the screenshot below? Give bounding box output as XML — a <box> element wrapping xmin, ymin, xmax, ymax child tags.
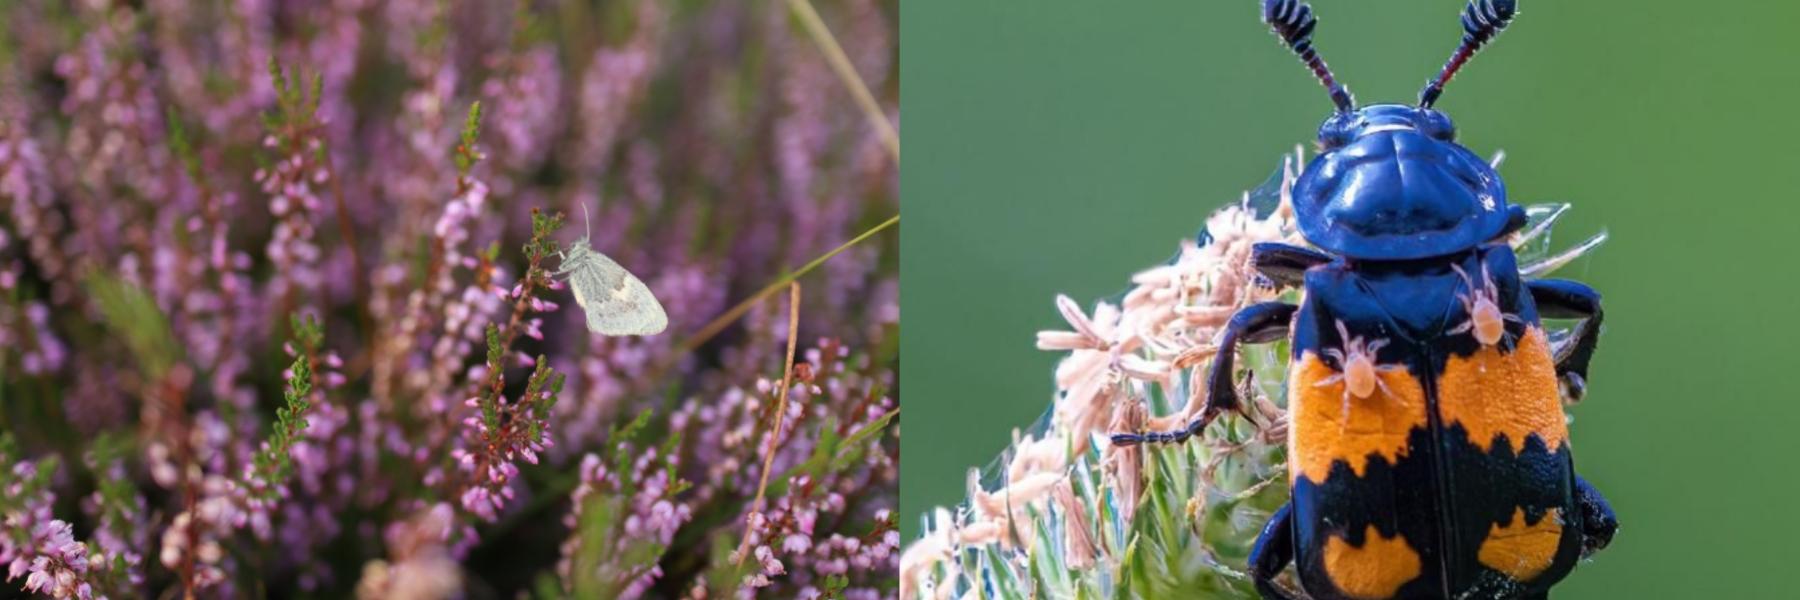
<box><xmin>1261</xmin><ymin>0</ymin><xmax>1354</xmax><ymax>113</ymax></box>
<box><xmin>1418</xmin><ymin>0</ymin><xmax>1518</xmax><ymax>108</ymax></box>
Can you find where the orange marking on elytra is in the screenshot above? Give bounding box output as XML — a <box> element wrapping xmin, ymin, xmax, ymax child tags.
<box><xmin>1478</xmin><ymin>507</ymin><xmax>1564</xmax><ymax>582</ymax></box>
<box><xmin>1436</xmin><ymin>327</ymin><xmax>1567</xmax><ymax>453</ymax></box>
<box><xmin>1289</xmin><ymin>350</ymin><xmax>1426</xmax><ymax>483</ymax></box>
<box><xmin>1322</xmin><ymin>525</ymin><xmax>1422</xmax><ymax>600</ymax></box>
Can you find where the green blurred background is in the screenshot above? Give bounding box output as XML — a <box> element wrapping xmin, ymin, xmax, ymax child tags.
<box><xmin>899</xmin><ymin>0</ymin><xmax>1800</xmax><ymax>596</ymax></box>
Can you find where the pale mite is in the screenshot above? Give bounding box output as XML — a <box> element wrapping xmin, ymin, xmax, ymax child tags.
<box><xmin>1450</xmin><ymin>262</ymin><xmax>1523</xmax><ymax>348</ymax></box>
<box><xmin>1317</xmin><ymin>319</ymin><xmax>1404</xmax><ymax>425</ymax></box>
<box><xmin>553</xmin><ymin>203</ymin><xmax>668</xmax><ymax>336</ymax></box>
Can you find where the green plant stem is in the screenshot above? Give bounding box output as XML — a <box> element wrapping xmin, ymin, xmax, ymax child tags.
<box><xmin>678</xmin><ymin>214</ymin><xmax>898</xmax><ymax>354</ymax></box>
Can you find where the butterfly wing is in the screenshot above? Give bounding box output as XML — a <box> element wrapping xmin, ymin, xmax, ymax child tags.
<box><xmin>568</xmin><ymin>250</ymin><xmax>668</xmax><ymax>336</ymax></box>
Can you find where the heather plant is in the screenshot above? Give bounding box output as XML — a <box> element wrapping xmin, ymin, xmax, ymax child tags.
<box><xmin>0</xmin><ymin>0</ymin><xmax>897</xmax><ymax>598</ymax></box>
<box><xmin>902</xmin><ymin>151</ymin><xmax>1604</xmax><ymax>599</ymax></box>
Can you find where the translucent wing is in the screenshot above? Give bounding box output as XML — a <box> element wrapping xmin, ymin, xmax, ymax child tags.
<box><xmin>566</xmin><ymin>248</ymin><xmax>668</xmax><ymax>336</ymax></box>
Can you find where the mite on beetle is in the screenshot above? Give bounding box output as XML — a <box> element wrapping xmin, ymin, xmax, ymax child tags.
<box><xmin>1111</xmin><ymin>1</ymin><xmax>1617</xmax><ymax>598</ymax></box>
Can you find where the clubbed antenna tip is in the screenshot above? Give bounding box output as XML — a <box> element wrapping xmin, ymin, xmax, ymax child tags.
<box><xmin>1262</xmin><ymin>0</ymin><xmax>1355</xmax><ymax>113</ymax></box>
<box><xmin>1419</xmin><ymin>0</ymin><xmax>1519</xmax><ymax>107</ymax></box>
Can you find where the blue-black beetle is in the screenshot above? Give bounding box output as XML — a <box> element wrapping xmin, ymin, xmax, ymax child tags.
<box><xmin>1112</xmin><ymin>1</ymin><xmax>1617</xmax><ymax>598</ymax></box>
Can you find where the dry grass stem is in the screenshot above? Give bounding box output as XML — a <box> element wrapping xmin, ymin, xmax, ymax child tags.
<box><xmin>737</xmin><ymin>282</ymin><xmax>804</xmax><ymax>566</ymax></box>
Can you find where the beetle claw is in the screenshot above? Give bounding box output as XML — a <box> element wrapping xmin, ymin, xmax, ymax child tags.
<box><xmin>1559</xmin><ymin>372</ymin><xmax>1587</xmax><ymax>405</ymax></box>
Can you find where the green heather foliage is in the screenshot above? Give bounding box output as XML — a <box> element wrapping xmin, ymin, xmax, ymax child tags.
<box><xmin>84</xmin><ymin>273</ymin><xmax>180</xmax><ymax>381</ymax></box>
<box><xmin>249</xmin><ymin>315</ymin><xmax>321</xmax><ymax>502</ymax></box>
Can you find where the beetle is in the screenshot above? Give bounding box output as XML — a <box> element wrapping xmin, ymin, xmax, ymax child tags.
<box><xmin>1110</xmin><ymin>1</ymin><xmax>1617</xmax><ymax>598</ymax></box>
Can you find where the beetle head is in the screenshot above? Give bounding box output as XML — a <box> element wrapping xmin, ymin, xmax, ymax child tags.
<box><xmin>1294</xmin><ymin>104</ymin><xmax>1512</xmax><ymax>260</ymax></box>
<box><xmin>1261</xmin><ymin>0</ymin><xmax>1525</xmax><ymax>259</ymax></box>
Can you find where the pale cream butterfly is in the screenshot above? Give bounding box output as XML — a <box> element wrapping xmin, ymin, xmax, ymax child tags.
<box><xmin>554</xmin><ymin>203</ymin><xmax>667</xmax><ymax>336</ymax></box>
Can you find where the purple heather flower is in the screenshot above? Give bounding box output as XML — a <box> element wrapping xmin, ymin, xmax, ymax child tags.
<box><xmin>557</xmin><ymin>448</ymin><xmax>694</xmax><ymax>599</ymax></box>
<box><xmin>568</xmin><ymin>3</ymin><xmax>661</xmax><ymax>174</ymax></box>
<box><xmin>1</xmin><ymin>0</ymin><xmax>898</xmax><ymax>595</ymax></box>
<box><xmin>17</xmin><ymin>521</ymin><xmax>94</xmax><ymax>600</ymax></box>
<box><xmin>2</xmin><ymin>449</ymin><xmax>103</xmax><ymax>600</ymax></box>
<box><xmin>482</xmin><ymin>45</ymin><xmax>564</xmax><ymax>179</ymax></box>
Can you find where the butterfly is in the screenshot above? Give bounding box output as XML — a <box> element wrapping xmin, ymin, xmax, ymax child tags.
<box><xmin>553</xmin><ymin>203</ymin><xmax>668</xmax><ymax>336</ymax></box>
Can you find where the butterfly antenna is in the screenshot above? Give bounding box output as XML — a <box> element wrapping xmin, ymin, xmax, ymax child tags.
<box><xmin>1262</xmin><ymin>0</ymin><xmax>1354</xmax><ymax>113</ymax></box>
<box><xmin>1418</xmin><ymin>0</ymin><xmax>1518</xmax><ymax>108</ymax></box>
<box><xmin>581</xmin><ymin>200</ymin><xmax>594</xmax><ymax>241</ymax></box>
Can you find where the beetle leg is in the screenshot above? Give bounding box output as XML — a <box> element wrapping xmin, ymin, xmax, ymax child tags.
<box><xmin>1250</xmin><ymin>502</ymin><xmax>1302</xmax><ymax>600</ymax></box>
<box><xmin>1250</xmin><ymin>242</ymin><xmax>1332</xmax><ymax>290</ymax></box>
<box><xmin>1575</xmin><ymin>475</ymin><xmax>1618</xmax><ymax>559</ymax></box>
<box><xmin>1527</xmin><ymin>279</ymin><xmax>1603</xmax><ymax>402</ymax></box>
<box><xmin>1206</xmin><ymin>302</ymin><xmax>1298</xmax><ymax>415</ymax></box>
<box><xmin>1110</xmin><ymin>301</ymin><xmax>1296</xmax><ymax>447</ymax></box>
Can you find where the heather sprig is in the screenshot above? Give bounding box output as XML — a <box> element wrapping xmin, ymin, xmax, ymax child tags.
<box><xmin>257</xmin><ymin>58</ymin><xmax>332</xmax><ymax>314</ymax></box>
<box><xmin>523</xmin><ymin>207</ymin><xmax>567</xmax><ymax>267</ymax></box>
<box><xmin>385</xmin><ymin>99</ymin><xmax>504</xmax><ymax>421</ymax></box>
<box><xmin>164</xmin><ymin>107</ymin><xmax>204</xmax><ymax>189</ymax></box>
<box><xmin>449</xmin><ymin>208</ymin><xmax>569</xmax><ymax>523</ymax></box>
<box><xmin>161</xmin><ymin>105</ymin><xmax>253</xmax><ymax>405</ymax></box>
<box><xmin>0</xmin><ymin>434</ymin><xmax>100</xmax><ymax>600</ymax></box>
<box><xmin>82</xmin><ymin>436</ymin><xmax>138</xmax><ymax>531</ymax></box>
<box><xmin>157</xmin><ymin>317</ymin><xmax>333</xmax><ymax>593</ymax></box>
<box><xmin>452</xmin><ymin>331</ymin><xmax>567</xmax><ymax>522</ymax></box>
<box><xmin>475</xmin><ymin>206</ymin><xmax>568</xmax><ymax>410</ymax></box>
<box><xmin>550</xmin><ymin>409</ymin><xmax>695</xmax><ymax>599</ymax></box>
<box><xmin>0</xmin><ymin>434</ymin><xmax>58</xmax><ymax>517</ymax></box>
<box><xmin>262</xmin><ymin>59</ymin><xmax>324</xmax><ymax>152</ymax></box>
<box><xmin>81</xmin><ymin>434</ymin><xmax>145</xmax><ymax>594</ymax></box>
<box><xmin>468</xmin><ymin>324</ymin><xmax>565</xmax><ymax>471</ymax></box>
<box><xmin>453</xmin><ymin>101</ymin><xmax>483</xmax><ymax>180</ymax></box>
<box><xmin>246</xmin><ymin>314</ymin><xmax>320</xmax><ymax>503</ymax></box>
<box><xmin>695</xmin><ymin>340</ymin><xmax>901</xmax><ymax>598</ymax></box>
<box><xmin>13</xmin><ymin>520</ymin><xmax>96</xmax><ymax>599</ymax></box>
